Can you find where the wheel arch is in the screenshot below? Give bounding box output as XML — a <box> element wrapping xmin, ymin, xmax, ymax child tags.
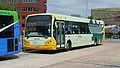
<box><xmin>65</xmin><ymin>39</ymin><xmax>72</xmax><ymax>46</ymax></box>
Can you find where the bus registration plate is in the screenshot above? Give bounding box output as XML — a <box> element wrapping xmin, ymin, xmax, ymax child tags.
<box><xmin>34</xmin><ymin>47</ymin><xmax>40</xmax><ymax>48</ymax></box>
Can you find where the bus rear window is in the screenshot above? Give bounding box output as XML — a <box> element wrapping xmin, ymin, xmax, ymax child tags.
<box><xmin>0</xmin><ymin>15</ymin><xmax>14</xmax><ymax>38</ymax></box>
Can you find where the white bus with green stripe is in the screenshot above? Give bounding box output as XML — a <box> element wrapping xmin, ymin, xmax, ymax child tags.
<box><xmin>23</xmin><ymin>13</ymin><xmax>105</xmax><ymax>50</ymax></box>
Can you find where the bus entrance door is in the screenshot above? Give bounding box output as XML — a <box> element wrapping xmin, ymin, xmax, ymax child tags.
<box><xmin>55</xmin><ymin>21</ymin><xmax>65</xmax><ymax>47</ymax></box>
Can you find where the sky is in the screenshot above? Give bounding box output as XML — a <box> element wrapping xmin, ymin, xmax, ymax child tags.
<box><xmin>47</xmin><ymin>0</ymin><xmax>120</xmax><ymax>17</ymax></box>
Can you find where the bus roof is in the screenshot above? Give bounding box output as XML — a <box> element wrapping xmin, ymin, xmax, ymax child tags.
<box><xmin>27</xmin><ymin>13</ymin><xmax>104</xmax><ymax>24</ymax></box>
<box><xmin>0</xmin><ymin>10</ymin><xmax>18</xmax><ymax>22</ymax></box>
<box><xmin>0</xmin><ymin>10</ymin><xmax>17</xmax><ymax>16</ymax></box>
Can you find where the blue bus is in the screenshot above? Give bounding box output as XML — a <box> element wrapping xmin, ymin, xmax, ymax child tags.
<box><xmin>0</xmin><ymin>10</ymin><xmax>20</xmax><ymax>56</ymax></box>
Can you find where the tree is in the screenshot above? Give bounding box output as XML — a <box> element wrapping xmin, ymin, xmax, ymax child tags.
<box><xmin>0</xmin><ymin>3</ymin><xmax>14</xmax><ymax>11</ymax></box>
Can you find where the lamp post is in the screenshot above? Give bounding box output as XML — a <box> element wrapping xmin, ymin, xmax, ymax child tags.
<box><xmin>86</xmin><ymin>0</ymin><xmax>88</xmax><ymax>18</ymax></box>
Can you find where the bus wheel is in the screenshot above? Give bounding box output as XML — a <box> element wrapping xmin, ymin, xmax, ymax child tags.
<box><xmin>65</xmin><ymin>42</ymin><xmax>71</xmax><ymax>50</ymax></box>
<box><xmin>94</xmin><ymin>38</ymin><xmax>98</xmax><ymax>46</ymax></box>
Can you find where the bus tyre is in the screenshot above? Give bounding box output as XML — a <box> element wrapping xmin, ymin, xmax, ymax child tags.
<box><xmin>65</xmin><ymin>42</ymin><xmax>71</xmax><ymax>51</ymax></box>
<box><xmin>94</xmin><ymin>39</ymin><xmax>98</xmax><ymax>46</ymax></box>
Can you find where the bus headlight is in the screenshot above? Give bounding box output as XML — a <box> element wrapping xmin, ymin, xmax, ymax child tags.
<box><xmin>44</xmin><ymin>38</ymin><xmax>56</xmax><ymax>46</ymax></box>
<box><xmin>24</xmin><ymin>38</ymin><xmax>30</xmax><ymax>45</ymax></box>
<box><xmin>44</xmin><ymin>40</ymin><xmax>52</xmax><ymax>45</ymax></box>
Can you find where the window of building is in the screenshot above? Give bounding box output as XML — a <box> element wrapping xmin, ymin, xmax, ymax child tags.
<box><xmin>8</xmin><ymin>0</ymin><xmax>20</xmax><ymax>3</ymax></box>
<box><xmin>22</xmin><ymin>15</ymin><xmax>27</xmax><ymax>19</ymax></box>
<box><xmin>0</xmin><ymin>15</ymin><xmax>14</xmax><ymax>38</ymax></box>
<box><xmin>44</xmin><ymin>3</ymin><xmax>47</xmax><ymax>6</ymax></box>
<box><xmin>22</xmin><ymin>7</ymin><xmax>39</xmax><ymax>12</ymax></box>
<box><xmin>22</xmin><ymin>0</ymin><xmax>39</xmax><ymax>3</ymax></box>
<box><xmin>18</xmin><ymin>15</ymin><xmax>20</xmax><ymax>19</ymax></box>
<box><xmin>14</xmin><ymin>7</ymin><xmax>20</xmax><ymax>11</ymax></box>
<box><xmin>22</xmin><ymin>24</ymin><xmax>25</xmax><ymax>27</ymax></box>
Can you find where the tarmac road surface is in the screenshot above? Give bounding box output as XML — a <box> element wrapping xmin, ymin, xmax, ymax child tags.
<box><xmin>0</xmin><ymin>39</ymin><xmax>120</xmax><ymax>68</ymax></box>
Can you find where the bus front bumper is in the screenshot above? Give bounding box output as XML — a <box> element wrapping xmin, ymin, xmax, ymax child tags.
<box><xmin>24</xmin><ymin>45</ymin><xmax>56</xmax><ymax>50</ymax></box>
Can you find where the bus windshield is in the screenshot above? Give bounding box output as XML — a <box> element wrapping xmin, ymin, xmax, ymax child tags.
<box><xmin>25</xmin><ymin>15</ymin><xmax>52</xmax><ymax>37</ymax></box>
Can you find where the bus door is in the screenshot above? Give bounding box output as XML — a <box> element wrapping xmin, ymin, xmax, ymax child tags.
<box><xmin>55</xmin><ymin>21</ymin><xmax>65</xmax><ymax>47</ymax></box>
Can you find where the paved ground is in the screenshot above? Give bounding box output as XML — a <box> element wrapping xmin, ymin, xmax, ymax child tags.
<box><xmin>0</xmin><ymin>39</ymin><xmax>120</xmax><ymax>68</ymax></box>
<box><xmin>106</xmin><ymin>39</ymin><xmax>120</xmax><ymax>43</ymax></box>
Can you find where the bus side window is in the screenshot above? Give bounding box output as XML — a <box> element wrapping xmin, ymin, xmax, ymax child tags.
<box><xmin>80</xmin><ymin>23</ymin><xmax>90</xmax><ymax>34</ymax></box>
<box><xmin>65</xmin><ymin>21</ymin><xmax>73</xmax><ymax>34</ymax></box>
<box><xmin>80</xmin><ymin>25</ymin><xmax>85</xmax><ymax>34</ymax></box>
<box><xmin>72</xmin><ymin>24</ymin><xmax>78</xmax><ymax>34</ymax></box>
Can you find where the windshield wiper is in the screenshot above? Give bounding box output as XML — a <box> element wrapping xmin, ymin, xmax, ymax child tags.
<box><xmin>25</xmin><ymin>33</ymin><xmax>48</xmax><ymax>39</ymax></box>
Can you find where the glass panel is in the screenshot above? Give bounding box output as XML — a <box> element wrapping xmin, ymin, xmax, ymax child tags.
<box><xmin>8</xmin><ymin>0</ymin><xmax>19</xmax><ymax>3</ymax></box>
<box><xmin>22</xmin><ymin>7</ymin><xmax>39</xmax><ymax>12</ymax></box>
<box><xmin>54</xmin><ymin>21</ymin><xmax>65</xmax><ymax>45</ymax></box>
<box><xmin>25</xmin><ymin>15</ymin><xmax>52</xmax><ymax>37</ymax></box>
<box><xmin>65</xmin><ymin>21</ymin><xmax>90</xmax><ymax>34</ymax></box>
<box><xmin>14</xmin><ymin>7</ymin><xmax>19</xmax><ymax>11</ymax></box>
<box><xmin>22</xmin><ymin>0</ymin><xmax>39</xmax><ymax>3</ymax></box>
<box><xmin>0</xmin><ymin>15</ymin><xmax>14</xmax><ymax>38</ymax></box>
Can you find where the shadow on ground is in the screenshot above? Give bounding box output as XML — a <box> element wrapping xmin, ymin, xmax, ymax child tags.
<box><xmin>24</xmin><ymin>44</ymin><xmax>102</xmax><ymax>55</ymax></box>
<box><xmin>0</xmin><ymin>55</ymin><xmax>19</xmax><ymax>61</ymax></box>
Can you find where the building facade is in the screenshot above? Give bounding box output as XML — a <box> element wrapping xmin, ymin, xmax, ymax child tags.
<box><xmin>0</xmin><ymin>0</ymin><xmax>47</xmax><ymax>32</ymax></box>
<box><xmin>91</xmin><ymin>8</ymin><xmax>120</xmax><ymax>20</ymax></box>
<box><xmin>91</xmin><ymin>8</ymin><xmax>120</xmax><ymax>39</ymax></box>
<box><xmin>105</xmin><ymin>16</ymin><xmax>120</xmax><ymax>39</ymax></box>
